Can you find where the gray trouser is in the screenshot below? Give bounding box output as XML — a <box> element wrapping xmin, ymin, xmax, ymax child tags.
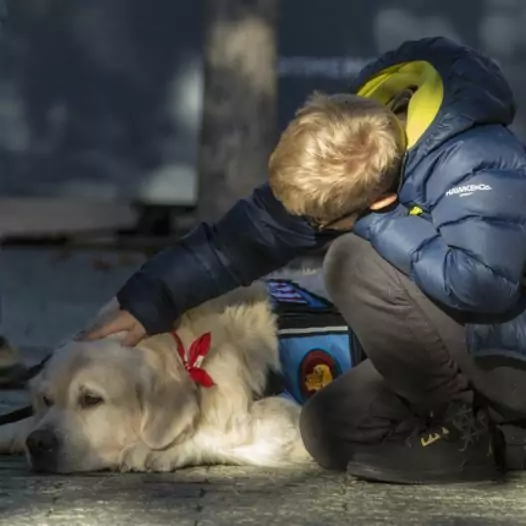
<box><xmin>299</xmin><ymin>233</ymin><xmax>526</xmax><ymax>470</ymax></box>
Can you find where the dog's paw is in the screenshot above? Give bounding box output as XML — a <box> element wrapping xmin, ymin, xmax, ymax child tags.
<box><xmin>143</xmin><ymin>451</ymin><xmax>179</xmax><ymax>472</ymax></box>
<box><xmin>119</xmin><ymin>443</ymin><xmax>151</xmax><ymax>472</ymax></box>
<box><xmin>119</xmin><ymin>444</ymin><xmax>182</xmax><ymax>473</ymax></box>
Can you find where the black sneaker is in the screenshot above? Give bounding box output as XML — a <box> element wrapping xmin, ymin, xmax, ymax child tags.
<box><xmin>346</xmin><ymin>402</ymin><xmax>504</xmax><ymax>484</ymax></box>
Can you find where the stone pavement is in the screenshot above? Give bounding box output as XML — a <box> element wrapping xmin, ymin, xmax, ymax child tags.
<box><xmin>1</xmin><ymin>246</ymin><xmax>526</xmax><ymax>525</ymax></box>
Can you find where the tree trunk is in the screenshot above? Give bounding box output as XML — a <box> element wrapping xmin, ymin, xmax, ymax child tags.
<box><xmin>197</xmin><ymin>0</ymin><xmax>279</xmax><ymax>222</ymax></box>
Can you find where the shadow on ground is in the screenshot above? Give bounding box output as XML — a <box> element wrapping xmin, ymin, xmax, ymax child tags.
<box><xmin>0</xmin><ymin>455</ymin><xmax>525</xmax><ymax>526</ymax></box>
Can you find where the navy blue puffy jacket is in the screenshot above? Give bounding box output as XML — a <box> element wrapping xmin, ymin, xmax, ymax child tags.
<box><xmin>118</xmin><ymin>37</ymin><xmax>526</xmax><ymax>359</ymax></box>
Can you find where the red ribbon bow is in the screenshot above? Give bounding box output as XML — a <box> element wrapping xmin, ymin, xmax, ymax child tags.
<box><xmin>171</xmin><ymin>331</ymin><xmax>215</xmax><ymax>388</ymax></box>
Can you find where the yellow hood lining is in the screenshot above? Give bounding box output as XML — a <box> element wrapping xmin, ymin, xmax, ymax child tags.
<box><xmin>357</xmin><ymin>61</ymin><xmax>444</xmax><ymax>149</ymax></box>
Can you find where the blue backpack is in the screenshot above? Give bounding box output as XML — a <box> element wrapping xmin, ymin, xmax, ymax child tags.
<box><xmin>264</xmin><ymin>278</ymin><xmax>365</xmax><ymax>405</ymax></box>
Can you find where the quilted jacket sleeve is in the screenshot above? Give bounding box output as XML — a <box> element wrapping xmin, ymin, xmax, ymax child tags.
<box><xmin>117</xmin><ymin>184</ymin><xmax>334</xmax><ymax>335</ymax></box>
<box><xmin>353</xmin><ymin>167</ymin><xmax>526</xmax><ymax>314</ymax></box>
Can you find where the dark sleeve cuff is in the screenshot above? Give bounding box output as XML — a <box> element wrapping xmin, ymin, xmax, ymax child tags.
<box><xmin>117</xmin><ymin>273</ymin><xmax>179</xmax><ymax>335</ymax></box>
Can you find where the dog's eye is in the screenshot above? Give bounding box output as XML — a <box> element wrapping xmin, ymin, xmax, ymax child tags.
<box><xmin>79</xmin><ymin>392</ymin><xmax>104</xmax><ymax>409</ymax></box>
<box><xmin>42</xmin><ymin>395</ymin><xmax>53</xmax><ymax>407</ymax></box>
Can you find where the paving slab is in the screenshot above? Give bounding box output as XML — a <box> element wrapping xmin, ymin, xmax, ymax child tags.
<box><xmin>0</xmin><ymin>454</ymin><xmax>525</xmax><ymax>526</ymax></box>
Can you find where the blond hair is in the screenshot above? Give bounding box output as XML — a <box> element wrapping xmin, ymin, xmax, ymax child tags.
<box><xmin>268</xmin><ymin>92</ymin><xmax>406</xmax><ymax>224</ymax></box>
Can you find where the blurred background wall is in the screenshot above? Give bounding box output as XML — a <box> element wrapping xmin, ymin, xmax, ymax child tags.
<box><xmin>0</xmin><ymin>0</ymin><xmax>203</xmax><ymax>207</ymax></box>
<box><xmin>0</xmin><ymin>0</ymin><xmax>524</xmax><ymax>230</ymax></box>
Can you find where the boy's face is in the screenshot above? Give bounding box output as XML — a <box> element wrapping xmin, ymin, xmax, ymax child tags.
<box><xmin>304</xmin><ymin>189</ymin><xmax>401</xmax><ymax>232</ymax></box>
<box><xmin>326</xmin><ymin>214</ymin><xmax>360</xmax><ymax>231</ymax></box>
<box><xmin>304</xmin><ymin>211</ymin><xmax>360</xmax><ymax>232</ymax></box>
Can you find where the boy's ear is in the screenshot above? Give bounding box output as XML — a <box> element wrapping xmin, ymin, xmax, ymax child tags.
<box><xmin>369</xmin><ymin>193</ymin><xmax>397</xmax><ymax>211</ymax></box>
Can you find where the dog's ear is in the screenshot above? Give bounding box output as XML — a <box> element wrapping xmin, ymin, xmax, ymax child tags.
<box><xmin>138</xmin><ymin>351</ymin><xmax>200</xmax><ymax>451</ymax></box>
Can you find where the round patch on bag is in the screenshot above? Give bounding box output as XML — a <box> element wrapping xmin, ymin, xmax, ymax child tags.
<box><xmin>299</xmin><ymin>349</ymin><xmax>341</xmax><ymax>400</ymax></box>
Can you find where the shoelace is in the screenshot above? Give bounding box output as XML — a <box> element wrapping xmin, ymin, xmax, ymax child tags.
<box><xmin>449</xmin><ymin>405</ymin><xmax>488</xmax><ymax>452</ymax></box>
<box><xmin>377</xmin><ymin>403</ymin><xmax>488</xmax><ymax>451</ymax></box>
<box><xmin>417</xmin><ymin>405</ymin><xmax>488</xmax><ymax>451</ymax></box>
<box><xmin>396</xmin><ymin>404</ymin><xmax>487</xmax><ymax>450</ymax></box>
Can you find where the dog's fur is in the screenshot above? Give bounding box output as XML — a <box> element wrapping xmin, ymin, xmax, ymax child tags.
<box><xmin>0</xmin><ymin>283</ymin><xmax>312</xmax><ymax>473</ymax></box>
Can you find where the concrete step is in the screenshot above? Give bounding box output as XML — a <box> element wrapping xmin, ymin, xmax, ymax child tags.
<box><xmin>0</xmin><ymin>198</ymin><xmax>137</xmax><ymax>237</ymax></box>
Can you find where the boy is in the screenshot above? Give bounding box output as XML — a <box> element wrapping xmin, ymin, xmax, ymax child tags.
<box><xmin>85</xmin><ymin>37</ymin><xmax>526</xmax><ymax>484</ymax></box>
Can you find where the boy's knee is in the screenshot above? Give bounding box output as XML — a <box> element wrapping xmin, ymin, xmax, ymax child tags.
<box><xmin>323</xmin><ymin>233</ymin><xmax>398</xmax><ymax>311</ymax></box>
<box><xmin>323</xmin><ymin>234</ymin><xmax>371</xmax><ymax>299</ymax></box>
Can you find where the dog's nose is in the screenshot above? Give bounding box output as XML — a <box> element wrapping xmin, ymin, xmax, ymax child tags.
<box><xmin>26</xmin><ymin>429</ymin><xmax>59</xmax><ymax>470</ymax></box>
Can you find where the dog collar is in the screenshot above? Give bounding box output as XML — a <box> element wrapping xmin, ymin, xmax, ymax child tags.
<box><xmin>170</xmin><ymin>331</ymin><xmax>215</xmax><ymax>388</ymax></box>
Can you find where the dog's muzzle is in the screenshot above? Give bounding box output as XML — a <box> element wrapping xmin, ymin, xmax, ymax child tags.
<box><xmin>26</xmin><ymin>429</ymin><xmax>60</xmax><ymax>472</ymax></box>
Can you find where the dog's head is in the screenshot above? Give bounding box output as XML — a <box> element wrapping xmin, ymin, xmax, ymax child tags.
<box><xmin>25</xmin><ymin>337</ymin><xmax>201</xmax><ymax>473</ymax></box>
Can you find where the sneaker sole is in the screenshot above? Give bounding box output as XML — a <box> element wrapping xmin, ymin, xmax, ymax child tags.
<box><xmin>346</xmin><ymin>461</ymin><xmax>505</xmax><ymax>485</ymax></box>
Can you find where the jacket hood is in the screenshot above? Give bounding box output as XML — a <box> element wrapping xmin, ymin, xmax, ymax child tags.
<box><xmin>349</xmin><ymin>37</ymin><xmax>516</xmax><ymax>166</ymax></box>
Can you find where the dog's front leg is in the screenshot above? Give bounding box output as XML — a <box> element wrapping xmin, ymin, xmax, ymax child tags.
<box><xmin>0</xmin><ymin>417</ymin><xmax>33</xmax><ymax>455</ymax></box>
<box><xmin>143</xmin><ymin>449</ymin><xmax>192</xmax><ymax>472</ymax></box>
<box><xmin>119</xmin><ymin>443</ymin><xmax>196</xmax><ymax>473</ymax></box>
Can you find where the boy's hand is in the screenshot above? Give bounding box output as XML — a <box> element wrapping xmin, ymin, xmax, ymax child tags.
<box><xmin>80</xmin><ymin>310</ymin><xmax>147</xmax><ymax>347</ymax></box>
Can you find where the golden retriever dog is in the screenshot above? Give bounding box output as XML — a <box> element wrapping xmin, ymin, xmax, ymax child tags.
<box><xmin>0</xmin><ymin>283</ymin><xmax>311</xmax><ymax>473</ymax></box>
